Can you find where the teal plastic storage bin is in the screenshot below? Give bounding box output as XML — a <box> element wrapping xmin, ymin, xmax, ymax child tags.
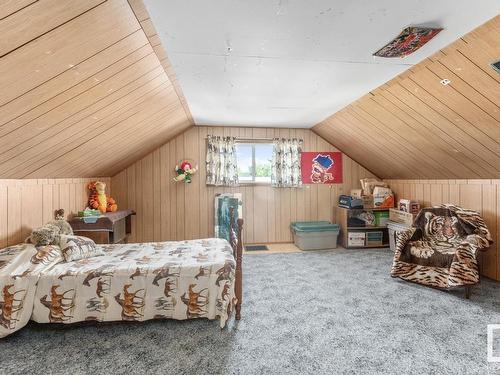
<box><xmin>290</xmin><ymin>221</ymin><xmax>340</xmax><ymax>250</ymax></box>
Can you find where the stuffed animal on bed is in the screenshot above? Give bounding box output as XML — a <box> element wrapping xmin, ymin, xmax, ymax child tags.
<box><xmin>29</xmin><ymin>223</ymin><xmax>61</xmax><ymax>246</ymax></box>
<box><xmin>28</xmin><ymin>219</ymin><xmax>73</xmax><ymax>247</ymax></box>
<box><xmin>54</xmin><ymin>209</ymin><xmax>73</xmax><ymax>235</ymax></box>
<box><xmin>88</xmin><ymin>181</ymin><xmax>118</xmax><ymax>213</ymax></box>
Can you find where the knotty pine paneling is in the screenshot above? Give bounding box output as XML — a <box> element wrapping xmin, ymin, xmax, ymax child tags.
<box><xmin>386</xmin><ymin>179</ymin><xmax>500</xmax><ymax>282</ymax></box>
<box><xmin>127</xmin><ymin>0</ymin><xmax>194</xmax><ymax>125</ymax></box>
<box><xmin>0</xmin><ymin>0</ymin><xmax>106</xmax><ymax>57</ymax></box>
<box><xmin>0</xmin><ymin>0</ymin><xmax>193</xmax><ymax>178</ymax></box>
<box><xmin>0</xmin><ymin>178</ymin><xmax>110</xmax><ymax>247</ymax></box>
<box><xmin>0</xmin><ymin>0</ymin><xmax>37</xmax><ymax>20</ymax></box>
<box><xmin>313</xmin><ymin>15</ymin><xmax>500</xmax><ymax>179</ymax></box>
<box><xmin>111</xmin><ymin>126</ymin><xmax>376</xmax><ymax>244</ymax></box>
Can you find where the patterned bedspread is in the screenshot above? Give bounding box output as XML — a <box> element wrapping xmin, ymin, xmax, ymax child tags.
<box><xmin>0</xmin><ymin>239</ymin><xmax>236</xmax><ymax>338</ymax></box>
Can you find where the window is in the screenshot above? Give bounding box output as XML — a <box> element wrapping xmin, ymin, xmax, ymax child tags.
<box><xmin>236</xmin><ymin>142</ymin><xmax>273</xmax><ymax>183</ymax></box>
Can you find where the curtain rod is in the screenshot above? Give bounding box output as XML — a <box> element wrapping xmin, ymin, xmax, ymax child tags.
<box><xmin>204</xmin><ymin>137</ymin><xmax>302</xmax><ymax>142</ymax></box>
<box><xmin>236</xmin><ymin>137</ymin><xmax>273</xmax><ymax>142</ymax></box>
<box><xmin>204</xmin><ymin>136</ymin><xmax>274</xmax><ymax>141</ymax></box>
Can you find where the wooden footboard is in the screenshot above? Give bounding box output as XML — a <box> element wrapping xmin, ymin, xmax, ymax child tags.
<box><xmin>229</xmin><ymin>208</ymin><xmax>243</xmax><ymax>320</ymax></box>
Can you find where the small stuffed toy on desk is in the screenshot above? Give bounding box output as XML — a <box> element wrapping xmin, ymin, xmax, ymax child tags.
<box><xmin>88</xmin><ymin>181</ymin><xmax>118</xmax><ymax>213</ymax></box>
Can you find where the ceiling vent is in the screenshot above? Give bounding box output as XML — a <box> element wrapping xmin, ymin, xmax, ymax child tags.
<box><xmin>491</xmin><ymin>60</ymin><xmax>500</xmax><ymax>74</ymax></box>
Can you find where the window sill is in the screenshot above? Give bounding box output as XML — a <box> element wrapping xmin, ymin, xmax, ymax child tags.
<box><xmin>237</xmin><ymin>182</ymin><xmax>272</xmax><ymax>187</ymax></box>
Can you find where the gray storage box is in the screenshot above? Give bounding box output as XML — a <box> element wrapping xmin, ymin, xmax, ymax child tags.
<box><xmin>290</xmin><ymin>221</ymin><xmax>340</xmax><ymax>250</ymax></box>
<box><xmin>387</xmin><ymin>221</ymin><xmax>412</xmax><ymax>252</ymax></box>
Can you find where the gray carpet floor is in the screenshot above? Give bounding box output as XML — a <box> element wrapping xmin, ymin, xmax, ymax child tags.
<box><xmin>494</xmin><ymin>329</ymin><xmax>500</xmax><ymax>357</ymax></box>
<box><xmin>1</xmin><ymin>249</ymin><xmax>499</xmax><ymax>375</ymax></box>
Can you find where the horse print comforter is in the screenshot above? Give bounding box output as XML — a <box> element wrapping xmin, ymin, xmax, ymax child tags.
<box><xmin>0</xmin><ymin>238</ymin><xmax>236</xmax><ymax>338</ymax></box>
<box><xmin>391</xmin><ymin>204</ymin><xmax>493</xmax><ymax>288</ymax></box>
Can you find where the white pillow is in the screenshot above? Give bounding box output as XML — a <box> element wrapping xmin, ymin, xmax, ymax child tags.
<box><xmin>59</xmin><ymin>235</ymin><xmax>104</xmax><ymax>262</ymax></box>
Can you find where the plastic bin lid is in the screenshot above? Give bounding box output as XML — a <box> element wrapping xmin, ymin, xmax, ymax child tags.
<box><xmin>292</xmin><ymin>221</ymin><xmax>330</xmax><ymax>226</ymax></box>
<box><xmin>291</xmin><ymin>221</ymin><xmax>340</xmax><ymax>232</ymax></box>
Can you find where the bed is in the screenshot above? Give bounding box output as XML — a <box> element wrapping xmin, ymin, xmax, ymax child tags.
<box><xmin>0</xmin><ymin>218</ymin><xmax>243</xmax><ymax>338</ymax></box>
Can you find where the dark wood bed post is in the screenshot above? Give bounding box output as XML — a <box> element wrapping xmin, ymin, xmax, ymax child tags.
<box><xmin>235</xmin><ymin>218</ymin><xmax>243</xmax><ymax>320</ymax></box>
<box><xmin>229</xmin><ymin>207</ymin><xmax>243</xmax><ymax>320</ymax></box>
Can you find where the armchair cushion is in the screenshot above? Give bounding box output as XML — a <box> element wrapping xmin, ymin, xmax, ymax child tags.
<box><xmin>391</xmin><ymin>204</ymin><xmax>493</xmax><ymax>289</ymax></box>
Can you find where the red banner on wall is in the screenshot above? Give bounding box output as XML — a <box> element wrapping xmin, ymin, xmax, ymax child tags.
<box><xmin>301</xmin><ymin>152</ymin><xmax>343</xmax><ymax>184</ymax></box>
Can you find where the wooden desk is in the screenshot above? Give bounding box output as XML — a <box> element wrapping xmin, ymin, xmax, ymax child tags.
<box><xmin>69</xmin><ymin>210</ymin><xmax>135</xmax><ymax>244</ymax></box>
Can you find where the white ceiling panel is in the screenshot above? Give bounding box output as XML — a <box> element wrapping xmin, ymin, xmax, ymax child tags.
<box><xmin>144</xmin><ymin>0</ymin><xmax>500</xmax><ymax>127</ymax></box>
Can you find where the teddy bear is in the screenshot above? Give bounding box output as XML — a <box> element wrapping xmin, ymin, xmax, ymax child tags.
<box><xmin>88</xmin><ymin>181</ymin><xmax>118</xmax><ymax>213</ymax></box>
<box><xmin>29</xmin><ymin>219</ymin><xmax>73</xmax><ymax>247</ymax></box>
<box><xmin>53</xmin><ymin>209</ymin><xmax>73</xmax><ymax>234</ymax></box>
<box><xmin>29</xmin><ymin>223</ymin><xmax>61</xmax><ymax>246</ymax></box>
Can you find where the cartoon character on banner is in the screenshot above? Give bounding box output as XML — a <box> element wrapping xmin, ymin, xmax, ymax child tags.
<box><xmin>310</xmin><ymin>154</ymin><xmax>334</xmax><ymax>184</ymax></box>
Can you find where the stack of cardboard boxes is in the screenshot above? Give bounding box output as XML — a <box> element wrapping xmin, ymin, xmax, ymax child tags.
<box><xmin>359</xmin><ymin>178</ymin><xmax>394</xmax><ymax>209</ymax></box>
<box><xmin>387</xmin><ymin>199</ymin><xmax>421</xmax><ymax>252</ymax></box>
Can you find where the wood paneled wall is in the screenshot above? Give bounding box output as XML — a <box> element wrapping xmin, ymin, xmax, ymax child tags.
<box><xmin>127</xmin><ymin>0</ymin><xmax>194</xmax><ymax>125</ymax></box>
<box><xmin>386</xmin><ymin>179</ymin><xmax>499</xmax><ymax>281</ymax></box>
<box><xmin>314</xmin><ymin>15</ymin><xmax>500</xmax><ymax>179</ymax></box>
<box><xmin>0</xmin><ymin>0</ymin><xmax>193</xmax><ymax>179</ymax></box>
<box><xmin>0</xmin><ymin>178</ymin><xmax>110</xmax><ymax>247</ymax></box>
<box><xmin>111</xmin><ymin>126</ymin><xmax>376</xmax><ymax>244</ymax></box>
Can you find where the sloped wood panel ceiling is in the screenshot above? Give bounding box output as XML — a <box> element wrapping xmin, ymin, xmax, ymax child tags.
<box><xmin>313</xmin><ymin>15</ymin><xmax>500</xmax><ymax>179</ymax></box>
<box><xmin>0</xmin><ymin>0</ymin><xmax>193</xmax><ymax>178</ymax></box>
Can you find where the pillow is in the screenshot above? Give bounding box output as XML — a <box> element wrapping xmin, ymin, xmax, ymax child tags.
<box><xmin>59</xmin><ymin>235</ymin><xmax>104</xmax><ymax>262</ymax></box>
<box><xmin>30</xmin><ymin>244</ymin><xmax>64</xmax><ymax>266</ymax></box>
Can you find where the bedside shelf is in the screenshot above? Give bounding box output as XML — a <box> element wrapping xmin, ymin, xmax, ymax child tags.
<box><xmin>338</xmin><ymin>206</ymin><xmax>393</xmax><ymax>249</ymax></box>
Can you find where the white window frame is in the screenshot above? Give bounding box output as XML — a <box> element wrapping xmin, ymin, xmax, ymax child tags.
<box><xmin>236</xmin><ymin>140</ymin><xmax>273</xmax><ymax>185</ymax></box>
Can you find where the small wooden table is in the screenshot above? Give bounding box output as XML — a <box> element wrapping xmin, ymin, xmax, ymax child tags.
<box><xmin>69</xmin><ymin>210</ymin><xmax>135</xmax><ymax>244</ymax></box>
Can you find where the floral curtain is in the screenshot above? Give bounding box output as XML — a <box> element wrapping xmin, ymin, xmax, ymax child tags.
<box><xmin>206</xmin><ymin>135</ymin><xmax>239</xmax><ymax>186</ymax></box>
<box><xmin>271</xmin><ymin>138</ymin><xmax>303</xmax><ymax>187</ymax></box>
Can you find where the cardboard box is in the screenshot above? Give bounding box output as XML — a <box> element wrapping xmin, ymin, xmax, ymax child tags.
<box><xmin>398</xmin><ymin>199</ymin><xmax>420</xmax><ymax>214</ymax></box>
<box><xmin>360</xmin><ymin>178</ymin><xmax>389</xmax><ymax>196</ymax></box>
<box><xmin>366</xmin><ymin>231</ymin><xmax>383</xmax><ymax>246</ymax></box>
<box><xmin>348</xmin><ymin>232</ymin><xmax>365</xmax><ymax>247</ymax></box>
<box><xmin>362</xmin><ymin>195</ymin><xmax>374</xmax><ymax>209</ymax></box>
<box><xmin>375</xmin><ymin>194</ymin><xmax>394</xmax><ymax>208</ymax></box>
<box><xmin>339</xmin><ymin>195</ymin><xmax>363</xmax><ymax>209</ymax></box>
<box><xmin>363</xmin><ymin>194</ymin><xmax>395</xmax><ymax>209</ymax></box>
<box><xmin>373</xmin><ymin>186</ymin><xmax>392</xmax><ymax>196</ymax></box>
<box><xmin>389</xmin><ymin>209</ymin><xmax>414</xmax><ymax>226</ymax></box>
<box><xmin>374</xmin><ymin>211</ymin><xmax>389</xmax><ymax>226</ymax></box>
<box><xmin>350</xmin><ymin>189</ymin><xmax>362</xmax><ymax>198</ymax></box>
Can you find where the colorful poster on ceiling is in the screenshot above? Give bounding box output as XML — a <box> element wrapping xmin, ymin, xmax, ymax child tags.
<box><xmin>301</xmin><ymin>152</ymin><xmax>343</xmax><ymax>184</ymax></box>
<box><xmin>373</xmin><ymin>26</ymin><xmax>442</xmax><ymax>58</ymax></box>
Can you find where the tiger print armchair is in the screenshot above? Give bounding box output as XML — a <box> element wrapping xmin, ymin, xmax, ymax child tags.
<box><xmin>391</xmin><ymin>204</ymin><xmax>492</xmax><ymax>297</ymax></box>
